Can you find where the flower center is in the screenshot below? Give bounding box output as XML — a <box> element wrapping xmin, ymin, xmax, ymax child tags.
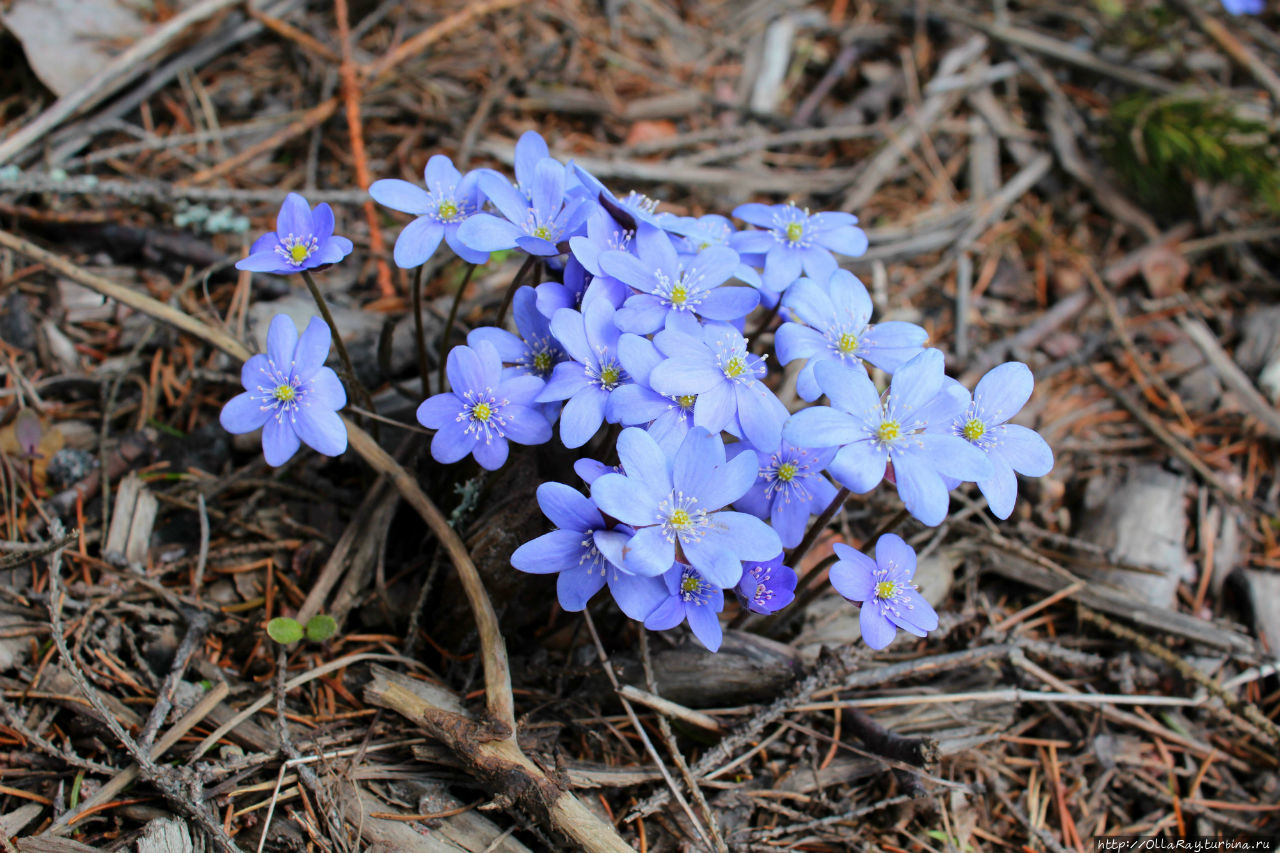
<box><xmin>532</xmin><ymin>350</ymin><xmax>553</xmax><ymax>374</ymax></box>
<box><xmin>676</xmin><ymin>395</ymin><xmax>697</xmax><ymax>409</ymax></box>
<box><xmin>458</xmin><ymin>389</ymin><xmax>507</xmax><ymax>442</ymax></box>
<box><xmin>599</xmin><ymin>364</ymin><xmax>621</xmax><ymax>387</ymax></box>
<box><xmin>437</xmin><ymin>199</ymin><xmax>460</xmax><ymax>222</ymax></box>
<box><xmin>273</xmin><ymin>384</ymin><xmax>296</xmax><ymax>402</ymax></box>
<box><xmin>962</xmin><ymin>418</ymin><xmax>986</xmax><ymax>441</ymax></box>
<box><xmin>875</xmin><ymin>579</ymin><xmax>900</xmax><ymax>600</ymax></box>
<box><xmin>723</xmin><ymin>356</ymin><xmax>747</xmax><ymax>378</ymax></box>
<box><xmin>775</xmin><ymin>462</ymin><xmax>797</xmax><ymax>482</ymax></box>
<box><xmin>658</xmin><ymin>492</ymin><xmax>710</xmax><ymax>544</ymax></box>
<box><xmin>677</xmin><ymin>567</ymin><xmax>710</xmax><ymax>604</ymax></box>
<box><xmin>876</xmin><ymin>421</ymin><xmax>901</xmax><ymax>443</ymax></box>
<box><xmin>276</xmin><ymin>233</ymin><xmax>319</xmax><ymax>267</ymax></box>
<box><xmin>785</xmin><ymin>221</ymin><xmax>804</xmax><ymax>245</ymax></box>
<box><xmin>837</xmin><ymin>331</ymin><xmax>859</xmax><ymax>355</ymax></box>
<box><xmin>532</xmin><ymin>224</ymin><xmax>552</xmax><ymax>240</ymax></box>
<box><xmin>669</xmin><ymin>283</ymin><xmax>688</xmax><ymax>306</ymax></box>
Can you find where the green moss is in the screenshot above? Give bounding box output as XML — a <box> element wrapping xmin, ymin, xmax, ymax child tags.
<box><xmin>1103</xmin><ymin>95</ymin><xmax>1280</xmax><ymax>217</ymax></box>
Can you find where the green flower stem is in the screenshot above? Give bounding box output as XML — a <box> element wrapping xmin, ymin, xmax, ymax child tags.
<box><xmin>785</xmin><ymin>485</ymin><xmax>850</xmax><ymax>572</ymax></box>
<box><xmin>299</xmin><ymin>269</ymin><xmax>377</xmax><ymax>434</ymax></box>
<box><xmin>437</xmin><ymin>263</ymin><xmax>478</xmax><ymax>394</ymax></box>
<box><xmin>412</xmin><ymin>265</ymin><xmax>430</xmax><ymax>399</ymax></box>
<box><xmin>494</xmin><ymin>254</ymin><xmax>538</xmax><ymax>329</ymax></box>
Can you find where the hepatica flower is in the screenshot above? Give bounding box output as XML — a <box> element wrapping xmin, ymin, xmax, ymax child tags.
<box><xmin>536</xmin><ymin>295</ymin><xmax>631</xmax><ymax>448</ymax></box>
<box><xmin>220</xmin><ymin>314</ymin><xmax>347</xmax><ymax>466</ymax></box>
<box><xmin>776</xmin><ymin>269</ymin><xmax>928</xmax><ymax>401</ymax></box>
<box><xmin>645</xmin><ymin>565</ymin><xmax>725</xmax><ymax>652</ymax></box>
<box><xmin>953</xmin><ymin>362</ymin><xmax>1054</xmax><ymax>519</ymax></box>
<box><xmin>511</xmin><ymin>482</ymin><xmax>667</xmax><ymax>618</ymax></box>
<box><xmin>830</xmin><ymin>534</ymin><xmax>937</xmax><ymax>650</ymax></box>
<box><xmin>591</xmin><ymin>427</ymin><xmax>781</xmax><ymax>588</ymax></box>
<box><xmin>467</xmin><ymin>287</ymin><xmax>566</xmax><ymax>383</ymax></box>
<box><xmin>731</xmin><ymin>439</ymin><xmax>838</xmax><ymax>548</ymax></box>
<box><xmin>236</xmin><ymin>193</ymin><xmax>353</xmax><ymax>274</ymax></box>
<box><xmin>601</xmin><ymin>222</ymin><xmax>758</xmax><ymax>334</ymax></box>
<box><xmin>649</xmin><ymin>322</ymin><xmax>788</xmax><ymax>452</ymax></box>
<box><xmin>458</xmin><ymin>158</ymin><xmax>587</xmax><ymax>256</ymax></box>
<box><xmin>369</xmin><ymin>154</ymin><xmax>487</xmax><ymax>267</ymax></box>
<box><xmin>731</xmin><ymin>202</ymin><xmax>868</xmax><ymax>292</ymax></box>
<box><xmin>1221</xmin><ymin>0</ymin><xmax>1263</xmax><ymax>14</ymax></box>
<box><xmin>784</xmin><ymin>350</ymin><xmax>991</xmax><ymax>526</ymax></box>
<box><xmin>417</xmin><ymin>341</ymin><xmax>551</xmax><ymax>470</ymax></box>
<box><xmin>735</xmin><ymin>553</ymin><xmax>797</xmax><ymax>615</ymax></box>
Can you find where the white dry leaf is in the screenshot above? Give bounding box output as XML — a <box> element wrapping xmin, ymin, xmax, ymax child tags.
<box><xmin>1</xmin><ymin>0</ymin><xmax>174</xmax><ymax>97</ymax></box>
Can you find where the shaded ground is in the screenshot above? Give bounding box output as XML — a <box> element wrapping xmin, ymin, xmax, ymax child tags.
<box><xmin>0</xmin><ymin>1</ymin><xmax>1278</xmax><ymax>851</ymax></box>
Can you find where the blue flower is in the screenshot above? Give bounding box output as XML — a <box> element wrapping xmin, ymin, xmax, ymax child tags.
<box><xmin>467</xmin><ymin>287</ymin><xmax>567</xmax><ymax>383</ymax></box>
<box><xmin>235</xmin><ymin>193</ymin><xmax>354</xmax><ymax>274</ymax></box>
<box><xmin>220</xmin><ymin>315</ymin><xmax>348</xmax><ymax>466</ymax></box>
<box><xmin>829</xmin><ymin>534</ymin><xmax>937</xmax><ymax>650</ymax></box>
<box><xmin>601</xmin><ymin>223</ymin><xmax>758</xmax><ymax>334</ymax></box>
<box><xmin>952</xmin><ymin>362</ymin><xmax>1054</xmax><ymax>519</ymax></box>
<box><xmin>511</xmin><ymin>482</ymin><xmax>668</xmax><ymax>618</ymax></box>
<box><xmin>647</xmin><ymin>322</ymin><xmax>788</xmax><ymax>452</ymax></box>
<box><xmin>417</xmin><ymin>341</ymin><xmax>552</xmax><ymax>470</ymax></box>
<box><xmin>1222</xmin><ymin>0</ymin><xmax>1263</xmax><ymax>13</ymax></box>
<box><xmin>571</xmin><ymin>163</ymin><xmax>670</xmax><ymax>231</ymax></box>
<box><xmin>731</xmin><ymin>202</ymin><xmax>868</xmax><ymax>292</ymax></box>
<box><xmin>735</xmin><ymin>554</ymin><xmax>797</xmax><ymax>615</ymax></box>
<box><xmin>591</xmin><ymin>427</ymin><xmax>781</xmax><ymax>588</ymax></box>
<box><xmin>644</xmin><ymin>564</ymin><xmax>725</xmax><ymax>651</ymax></box>
<box><xmin>568</xmin><ymin>204</ymin><xmax>635</xmax><ymax>277</ymax></box>
<box><xmin>369</xmin><ymin>154</ymin><xmax>487</xmax><ymax>267</ymax></box>
<box><xmin>776</xmin><ymin>269</ymin><xmax>929</xmax><ymax>401</ymax></box>
<box><xmin>667</xmin><ymin>213</ymin><xmax>762</xmax><ymax>288</ymax></box>
<box><xmin>535</xmin><ymin>294</ymin><xmax>631</xmax><ymax>448</ymax></box>
<box><xmin>611</xmin><ymin>332</ymin><xmax>697</xmax><ymax>455</ymax></box>
<box><xmin>730</xmin><ymin>439</ymin><xmax>838</xmax><ymax>548</ymax></box>
<box><xmin>513</xmin><ymin>130</ymin><xmax>552</xmax><ymax>191</ymax></box>
<box><xmin>783</xmin><ymin>350</ymin><xmax>991</xmax><ymax>526</ymax></box>
<box><xmin>457</xmin><ymin>158</ymin><xmax>588</xmax><ymax>256</ymax></box>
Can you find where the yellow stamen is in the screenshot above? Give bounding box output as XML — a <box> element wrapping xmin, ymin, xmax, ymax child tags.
<box><xmin>962</xmin><ymin>418</ymin><xmax>986</xmax><ymax>441</ymax></box>
<box><xmin>875</xmin><ymin>580</ymin><xmax>898</xmax><ymax>600</ymax></box>
<box><xmin>876</xmin><ymin>421</ymin><xmax>900</xmax><ymax>442</ymax></box>
<box><xmin>273</xmin><ymin>384</ymin><xmax>296</xmax><ymax>402</ymax></box>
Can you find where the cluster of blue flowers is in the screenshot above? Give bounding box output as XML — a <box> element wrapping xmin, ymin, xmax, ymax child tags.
<box><xmin>224</xmin><ymin>131</ymin><xmax>1055</xmax><ymax>653</ymax></box>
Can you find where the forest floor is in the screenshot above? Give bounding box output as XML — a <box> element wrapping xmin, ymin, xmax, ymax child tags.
<box><xmin>0</xmin><ymin>1</ymin><xmax>1278</xmax><ymax>851</ymax></box>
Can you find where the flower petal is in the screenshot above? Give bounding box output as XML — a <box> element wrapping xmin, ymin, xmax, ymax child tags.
<box><xmin>472</xmin><ymin>435</ymin><xmax>510</xmax><ymax>470</ymax></box>
<box><xmin>681</xmin><ymin>537</ymin><xmax>743</xmax><ymax>588</ymax></box>
<box><xmin>974</xmin><ymin>361</ymin><xmax>1034</xmax><ymax>424</ymax></box>
<box><xmin>860</xmin><ymin>605</ymin><xmax>897</xmax><ymax>649</ymax></box>
<box><xmin>501</xmin><ymin>405</ymin><xmax>552</xmax><ymax>445</ymax></box>
<box><xmin>512</xmin><ymin>529</ymin><xmax>585</xmax><ymax>574</ymax></box>
<box><xmin>275</xmin><ymin>193</ymin><xmax>312</xmax><ymax>241</ymax></box>
<box><xmin>685</xmin><ymin>600</ymin><xmax>723</xmax><ymax>652</ymax></box>
<box><xmin>292</xmin><ymin>317</ymin><xmax>332</xmax><ymax>380</ymax></box>
<box><xmin>644</xmin><ymin>595</ymin><xmax>685</xmax><ymax>631</ymax></box>
<box><xmin>608</xmin><ymin>569</ymin><xmax>669</xmax><ymax>620</ymax></box>
<box><xmin>220</xmin><ymin>392</ymin><xmax>269</xmax><ymax>434</ymax></box>
<box><xmin>830</xmin><ymin>551</ymin><xmax>876</xmax><ymax>602</ymax></box>
<box><xmin>591</xmin><ymin>472</ymin><xmax>658</xmax><ymax>528</ymax></box>
<box><xmin>827</xmin><ymin>441</ymin><xmax>886</xmax><ymax>493</ymax></box>
<box><xmin>417</xmin><ymin>393</ymin><xmax>460</xmax><ymax>429</ymax></box>
<box><xmin>293</xmin><ymin>406</ymin><xmax>347</xmax><ymax>457</ymax></box>
<box><xmin>456</xmin><ymin>213</ymin><xmax>521</xmax><ymax>252</ymax></box>
<box><xmin>262</xmin><ymin>415</ymin><xmax>301</xmax><ymax>467</ymax></box>
<box><xmin>890</xmin><ymin>449</ymin><xmax>950</xmax><ymax>526</ymax></box>
<box><xmin>874</xmin><ymin>533</ymin><xmax>917</xmax><ymax>580</ymax></box>
<box><xmin>266</xmin><ymin>314</ymin><xmax>299</xmax><ymax>373</ymax></box>
<box><xmin>430</xmin><ymin>418</ymin><xmax>478</xmax><ymax>464</ymax></box>
<box><xmin>556</xmin><ymin>567</ymin><xmax>605</xmax><ymax>612</ymax></box>
<box><xmin>783</xmin><ymin>406</ymin><xmax>861</xmax><ymax>449</ymax></box>
<box><xmin>615</xmin><ymin>427</ymin><xmax>673</xmax><ymax>502</ymax></box>
<box><xmin>392</xmin><ymin>216</ymin><xmax>445</xmax><ymax>268</ymax></box>
<box><xmin>995</xmin><ymin>423</ymin><xmax>1054</xmax><ymax>477</ymax></box>
<box><xmin>558</xmin><ymin>387</ymin><xmax>607</xmax><ymax>448</ymax></box>
<box><xmin>445</xmin><ymin>344</ymin><xmax>487</xmax><ymax>395</ymax></box>
<box><xmin>369</xmin><ymin>179</ymin><xmax>432</xmax><ymax>214</ymax></box>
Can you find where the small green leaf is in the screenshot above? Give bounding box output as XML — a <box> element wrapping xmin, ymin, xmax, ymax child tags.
<box><xmin>305</xmin><ymin>614</ymin><xmax>338</xmax><ymax>643</ymax></box>
<box><xmin>267</xmin><ymin>617</ymin><xmax>304</xmax><ymax>645</ymax></box>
